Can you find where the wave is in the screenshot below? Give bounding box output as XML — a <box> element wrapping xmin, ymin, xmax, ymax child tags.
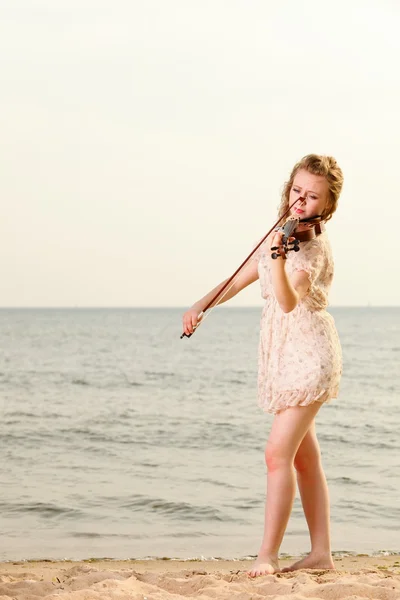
<box><xmin>0</xmin><ymin>501</ymin><xmax>85</xmax><ymax>520</ymax></box>
<box><xmin>117</xmin><ymin>494</ymin><xmax>237</xmax><ymax>522</ymax></box>
<box><xmin>144</xmin><ymin>371</ymin><xmax>175</xmax><ymax>379</ymax></box>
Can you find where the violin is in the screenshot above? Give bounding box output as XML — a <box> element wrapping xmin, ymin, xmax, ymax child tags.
<box><xmin>271</xmin><ymin>215</ymin><xmax>324</xmax><ymax>259</ymax></box>
<box><xmin>181</xmin><ymin>200</ymin><xmax>324</xmax><ymax>339</ymax></box>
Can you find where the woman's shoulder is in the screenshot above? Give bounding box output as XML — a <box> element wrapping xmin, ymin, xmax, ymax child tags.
<box><xmin>302</xmin><ymin>230</ymin><xmax>331</xmax><ymax>254</ymax></box>
<box><xmin>289</xmin><ymin>231</ymin><xmax>330</xmax><ymax>271</ymax></box>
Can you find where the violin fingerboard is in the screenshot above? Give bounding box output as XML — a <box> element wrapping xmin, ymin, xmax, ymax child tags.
<box><xmin>280</xmin><ymin>218</ymin><xmax>299</xmax><ymax>239</ymax></box>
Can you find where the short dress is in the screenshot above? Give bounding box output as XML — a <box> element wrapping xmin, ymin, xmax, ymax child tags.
<box><xmin>256</xmin><ymin>231</ymin><xmax>342</xmax><ymax>414</ymax></box>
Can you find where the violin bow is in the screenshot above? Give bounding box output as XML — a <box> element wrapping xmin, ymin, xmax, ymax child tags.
<box><xmin>180</xmin><ymin>198</ymin><xmax>303</xmax><ymax>339</ymax></box>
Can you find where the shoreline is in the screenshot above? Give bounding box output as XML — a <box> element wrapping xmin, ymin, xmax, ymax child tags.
<box><xmin>2</xmin><ymin>549</ymin><xmax>400</xmax><ymax>563</ymax></box>
<box><xmin>2</xmin><ymin>554</ymin><xmax>400</xmax><ymax>573</ymax></box>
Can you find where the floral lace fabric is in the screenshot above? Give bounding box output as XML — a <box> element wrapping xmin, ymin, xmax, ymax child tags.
<box><xmin>256</xmin><ymin>231</ymin><xmax>342</xmax><ymax>414</ymax></box>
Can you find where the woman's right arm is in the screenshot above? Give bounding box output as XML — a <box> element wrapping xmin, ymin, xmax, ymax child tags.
<box><xmin>182</xmin><ymin>260</ymin><xmax>259</xmax><ymax>336</ymax></box>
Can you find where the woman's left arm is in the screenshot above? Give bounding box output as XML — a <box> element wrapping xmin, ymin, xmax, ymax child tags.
<box><xmin>270</xmin><ymin>230</ymin><xmax>311</xmax><ymax>313</ymax></box>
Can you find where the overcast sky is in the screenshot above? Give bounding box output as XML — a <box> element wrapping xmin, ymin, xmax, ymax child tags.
<box><xmin>1</xmin><ymin>0</ymin><xmax>400</xmax><ymax>307</ymax></box>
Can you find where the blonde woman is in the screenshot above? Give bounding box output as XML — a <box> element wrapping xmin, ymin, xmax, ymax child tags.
<box><xmin>182</xmin><ymin>155</ymin><xmax>344</xmax><ymax>576</ymax></box>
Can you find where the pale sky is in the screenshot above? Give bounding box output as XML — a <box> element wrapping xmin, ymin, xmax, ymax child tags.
<box><xmin>2</xmin><ymin>0</ymin><xmax>400</xmax><ymax>307</ymax></box>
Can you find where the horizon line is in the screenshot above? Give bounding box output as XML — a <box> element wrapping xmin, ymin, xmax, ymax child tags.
<box><xmin>0</xmin><ymin>305</ymin><xmax>398</xmax><ymax>310</ymax></box>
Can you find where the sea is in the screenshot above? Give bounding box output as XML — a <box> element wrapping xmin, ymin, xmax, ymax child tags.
<box><xmin>0</xmin><ymin>307</ymin><xmax>399</xmax><ymax>562</ymax></box>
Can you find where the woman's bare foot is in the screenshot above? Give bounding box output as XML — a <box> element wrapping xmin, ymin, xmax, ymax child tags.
<box><xmin>281</xmin><ymin>552</ymin><xmax>335</xmax><ymax>572</ymax></box>
<box><xmin>247</xmin><ymin>554</ymin><xmax>279</xmax><ymax>577</ymax></box>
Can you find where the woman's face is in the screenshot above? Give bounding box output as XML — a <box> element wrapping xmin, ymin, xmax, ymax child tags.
<box><xmin>289</xmin><ymin>169</ymin><xmax>329</xmax><ymax>221</ymax></box>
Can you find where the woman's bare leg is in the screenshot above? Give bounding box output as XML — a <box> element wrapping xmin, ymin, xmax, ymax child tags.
<box><xmin>248</xmin><ymin>402</ymin><xmax>322</xmax><ymax>577</ymax></box>
<box><xmin>282</xmin><ymin>422</ymin><xmax>334</xmax><ymax>571</ymax></box>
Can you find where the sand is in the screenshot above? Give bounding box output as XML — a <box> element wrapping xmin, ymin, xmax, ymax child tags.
<box><xmin>1</xmin><ymin>555</ymin><xmax>400</xmax><ymax>600</ymax></box>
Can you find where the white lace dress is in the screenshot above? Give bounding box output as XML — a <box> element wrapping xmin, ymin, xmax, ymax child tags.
<box><xmin>256</xmin><ymin>231</ymin><xmax>342</xmax><ymax>414</ymax></box>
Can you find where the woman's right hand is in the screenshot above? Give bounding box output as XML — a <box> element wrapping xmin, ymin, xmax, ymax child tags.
<box><xmin>182</xmin><ymin>306</ymin><xmax>203</xmax><ymax>336</ymax></box>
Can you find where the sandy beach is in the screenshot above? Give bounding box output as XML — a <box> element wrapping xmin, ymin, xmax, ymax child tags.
<box><xmin>1</xmin><ymin>555</ymin><xmax>400</xmax><ymax>599</ymax></box>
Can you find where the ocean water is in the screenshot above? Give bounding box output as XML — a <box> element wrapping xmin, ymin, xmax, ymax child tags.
<box><xmin>0</xmin><ymin>307</ymin><xmax>399</xmax><ymax>561</ymax></box>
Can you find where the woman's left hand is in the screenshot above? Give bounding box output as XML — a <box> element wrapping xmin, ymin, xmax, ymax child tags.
<box><xmin>270</xmin><ymin>230</ymin><xmax>295</xmax><ymax>260</ymax></box>
<box><xmin>270</xmin><ymin>230</ymin><xmax>285</xmax><ymax>258</ymax></box>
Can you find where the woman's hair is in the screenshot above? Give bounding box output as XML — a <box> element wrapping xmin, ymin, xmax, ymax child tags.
<box><xmin>278</xmin><ymin>154</ymin><xmax>344</xmax><ymax>222</ymax></box>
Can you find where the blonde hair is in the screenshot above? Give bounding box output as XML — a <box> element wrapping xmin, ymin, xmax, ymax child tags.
<box><xmin>278</xmin><ymin>154</ymin><xmax>344</xmax><ymax>222</ymax></box>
